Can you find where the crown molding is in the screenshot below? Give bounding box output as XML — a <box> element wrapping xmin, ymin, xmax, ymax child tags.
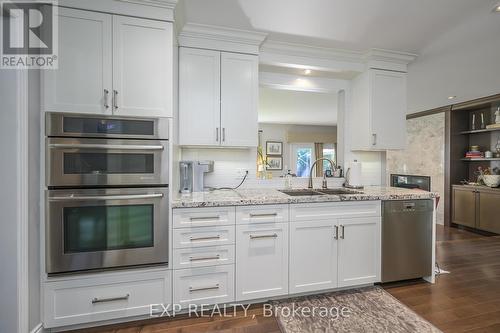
<box><xmin>261</xmin><ymin>40</ymin><xmax>365</xmax><ymax>63</ymax></box>
<box><xmin>59</xmin><ymin>0</ymin><xmax>177</xmax><ymax>21</ymax></box>
<box><xmin>260</xmin><ymin>40</ymin><xmax>417</xmax><ymax>73</ymax></box>
<box><xmin>116</xmin><ymin>0</ymin><xmax>178</xmax><ymax>10</ymax></box>
<box><xmin>178</xmin><ymin>23</ymin><xmax>268</xmax><ymax>54</ymax></box>
<box><xmin>364</xmin><ymin>48</ymin><xmax>418</xmax><ymax>72</ymax></box>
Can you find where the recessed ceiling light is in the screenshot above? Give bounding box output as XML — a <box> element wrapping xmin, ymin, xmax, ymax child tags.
<box><xmin>448</xmin><ymin>96</ymin><xmax>456</xmax><ymax>100</ymax></box>
<box><xmin>493</xmin><ymin>3</ymin><xmax>500</xmax><ymax>12</ymax></box>
<box><xmin>304</xmin><ymin>69</ymin><xmax>312</xmax><ymax>75</ymax></box>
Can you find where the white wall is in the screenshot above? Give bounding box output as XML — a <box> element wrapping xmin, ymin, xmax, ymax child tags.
<box><xmin>408</xmin><ymin>8</ymin><xmax>500</xmax><ymax>113</ymax></box>
<box><xmin>0</xmin><ymin>70</ymin><xmax>21</xmax><ymax>333</ymax></box>
<box><xmin>259</xmin><ymin>87</ymin><xmax>337</xmax><ymax>125</ymax></box>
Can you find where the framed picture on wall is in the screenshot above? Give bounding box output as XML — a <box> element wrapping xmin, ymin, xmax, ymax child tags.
<box><xmin>266</xmin><ymin>141</ymin><xmax>283</xmax><ymax>155</ymax></box>
<box><xmin>266</xmin><ymin>156</ymin><xmax>283</xmax><ymax>170</ymax></box>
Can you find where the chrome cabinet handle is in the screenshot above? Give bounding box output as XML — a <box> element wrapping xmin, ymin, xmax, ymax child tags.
<box><xmin>189</xmin><ymin>235</ymin><xmax>221</xmax><ymax>242</ymax></box>
<box><xmin>372</xmin><ymin>133</ymin><xmax>377</xmax><ymax>146</ymax></box>
<box><xmin>249</xmin><ymin>213</ymin><xmax>278</xmax><ymax>218</ymax></box>
<box><xmin>92</xmin><ymin>293</ymin><xmax>129</xmax><ymax>304</ymax></box>
<box><xmin>189</xmin><ymin>284</ymin><xmax>219</xmax><ymax>293</ymax></box>
<box><xmin>340</xmin><ymin>225</ymin><xmax>345</xmax><ymax>239</ymax></box>
<box><xmin>249</xmin><ymin>233</ymin><xmax>278</xmax><ymax>239</ymax></box>
<box><xmin>334</xmin><ymin>225</ymin><xmax>339</xmax><ymax>240</ymax></box>
<box><xmin>189</xmin><ymin>255</ymin><xmax>221</xmax><ymax>262</ymax></box>
<box><xmin>216</xmin><ymin>127</ymin><xmax>219</xmax><ymax>142</ymax></box>
<box><xmin>50</xmin><ymin>193</ymin><xmax>163</xmax><ymax>201</ymax></box>
<box><xmin>113</xmin><ymin>90</ymin><xmax>118</xmax><ymax>111</ymax></box>
<box><xmin>190</xmin><ymin>216</ymin><xmax>220</xmax><ymax>221</ymax></box>
<box><xmin>49</xmin><ymin>143</ymin><xmax>164</xmax><ymax>150</ymax></box>
<box><xmin>104</xmin><ymin>89</ymin><xmax>109</xmax><ymax>109</ymax></box>
<box><xmin>222</xmin><ymin>128</ymin><xmax>226</xmax><ymax>142</ymax></box>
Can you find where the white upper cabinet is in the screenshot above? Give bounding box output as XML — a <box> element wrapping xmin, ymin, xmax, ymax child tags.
<box><xmin>43</xmin><ymin>8</ymin><xmax>173</xmax><ymax>118</ymax></box>
<box><xmin>112</xmin><ymin>16</ymin><xmax>172</xmax><ymax>117</ymax></box>
<box><xmin>179</xmin><ymin>48</ymin><xmax>258</xmax><ymax>147</ymax></box>
<box><xmin>179</xmin><ymin>47</ymin><xmax>221</xmax><ymax>146</ymax></box>
<box><xmin>42</xmin><ymin>8</ymin><xmax>112</xmax><ymax>114</ymax></box>
<box><xmin>220</xmin><ymin>52</ymin><xmax>258</xmax><ymax>147</ymax></box>
<box><xmin>350</xmin><ymin>69</ymin><xmax>407</xmax><ymax>150</ymax></box>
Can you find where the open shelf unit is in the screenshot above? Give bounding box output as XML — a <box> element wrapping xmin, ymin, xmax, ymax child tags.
<box><xmin>446</xmin><ymin>95</ymin><xmax>500</xmax><ymax>229</ymax></box>
<box><xmin>459</xmin><ymin>128</ymin><xmax>500</xmax><ymax>135</ymax></box>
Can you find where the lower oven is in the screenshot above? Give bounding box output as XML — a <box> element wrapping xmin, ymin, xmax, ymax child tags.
<box><xmin>46</xmin><ymin>187</ymin><xmax>168</xmax><ymax>275</ymax></box>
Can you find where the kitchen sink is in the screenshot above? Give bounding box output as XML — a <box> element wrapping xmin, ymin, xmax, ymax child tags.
<box><xmin>278</xmin><ymin>189</ymin><xmax>325</xmax><ymax>196</ymax></box>
<box><xmin>316</xmin><ymin>188</ymin><xmax>363</xmax><ymax>195</ymax></box>
<box><xmin>279</xmin><ymin>188</ymin><xmax>364</xmax><ymax>196</ymax></box>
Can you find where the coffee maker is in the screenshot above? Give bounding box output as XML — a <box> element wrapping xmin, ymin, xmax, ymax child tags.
<box><xmin>179</xmin><ymin>161</ymin><xmax>214</xmax><ymax>193</ymax></box>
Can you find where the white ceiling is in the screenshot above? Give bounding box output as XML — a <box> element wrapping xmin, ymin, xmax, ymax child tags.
<box><xmin>259</xmin><ymin>87</ymin><xmax>337</xmax><ymax>125</ymax></box>
<box><xmin>180</xmin><ymin>0</ymin><xmax>495</xmax><ymax>53</ymax></box>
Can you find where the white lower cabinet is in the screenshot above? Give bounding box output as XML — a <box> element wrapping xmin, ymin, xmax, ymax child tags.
<box><xmin>289</xmin><ymin>220</ymin><xmax>338</xmax><ymax>293</ymax></box>
<box><xmin>338</xmin><ymin>217</ymin><xmax>381</xmax><ymax>287</ymax></box>
<box><xmin>173</xmin><ymin>265</ymin><xmax>235</xmax><ymax>308</ymax></box>
<box><xmin>43</xmin><ymin>269</ymin><xmax>172</xmax><ymax>328</ymax></box>
<box><xmin>236</xmin><ymin>222</ymin><xmax>289</xmax><ymax>301</ymax></box>
<box><xmin>289</xmin><ymin>201</ymin><xmax>381</xmax><ymax>294</ymax></box>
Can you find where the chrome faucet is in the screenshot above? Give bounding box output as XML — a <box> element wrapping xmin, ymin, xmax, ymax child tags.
<box><xmin>308</xmin><ymin>158</ymin><xmax>336</xmax><ymax>189</ymax></box>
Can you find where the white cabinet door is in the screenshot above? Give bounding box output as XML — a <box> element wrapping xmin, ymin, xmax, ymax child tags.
<box><xmin>42</xmin><ymin>8</ymin><xmax>112</xmax><ymax>114</ymax></box>
<box><xmin>179</xmin><ymin>47</ymin><xmax>221</xmax><ymax>146</ymax></box>
<box><xmin>370</xmin><ymin>69</ymin><xmax>407</xmax><ymax>149</ymax></box>
<box><xmin>112</xmin><ymin>16</ymin><xmax>172</xmax><ymax>117</ymax></box>
<box><xmin>289</xmin><ymin>220</ymin><xmax>337</xmax><ymax>294</ymax></box>
<box><xmin>337</xmin><ymin>217</ymin><xmax>381</xmax><ymax>287</ymax></box>
<box><xmin>236</xmin><ymin>223</ymin><xmax>288</xmax><ymax>301</ymax></box>
<box><xmin>220</xmin><ymin>52</ymin><xmax>258</xmax><ymax>147</ymax></box>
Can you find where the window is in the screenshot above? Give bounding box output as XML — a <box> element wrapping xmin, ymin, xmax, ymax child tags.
<box><xmin>322</xmin><ymin>144</ymin><xmax>337</xmax><ymax>173</ymax></box>
<box><xmin>290</xmin><ymin>143</ymin><xmax>336</xmax><ymax>177</ymax></box>
<box><xmin>291</xmin><ymin>143</ymin><xmax>314</xmax><ymax>177</ymax></box>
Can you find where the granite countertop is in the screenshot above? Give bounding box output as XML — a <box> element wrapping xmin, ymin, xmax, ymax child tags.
<box><xmin>171</xmin><ymin>186</ymin><xmax>440</xmax><ymax>208</ymax></box>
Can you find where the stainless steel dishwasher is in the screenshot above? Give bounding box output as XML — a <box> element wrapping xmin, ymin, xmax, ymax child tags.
<box><xmin>381</xmin><ymin>200</ymin><xmax>433</xmax><ymax>283</ymax></box>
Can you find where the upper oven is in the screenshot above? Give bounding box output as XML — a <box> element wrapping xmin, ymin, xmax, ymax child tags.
<box><xmin>46</xmin><ymin>113</ymin><xmax>169</xmax><ymax>188</ymax></box>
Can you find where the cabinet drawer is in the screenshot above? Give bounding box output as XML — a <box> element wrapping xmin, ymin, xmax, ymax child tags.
<box><xmin>290</xmin><ymin>201</ymin><xmax>381</xmax><ymax>222</ymax></box>
<box><xmin>173</xmin><ymin>265</ymin><xmax>234</xmax><ymax>308</ymax></box>
<box><xmin>173</xmin><ymin>245</ymin><xmax>235</xmax><ymax>269</ymax></box>
<box><xmin>173</xmin><ymin>207</ymin><xmax>235</xmax><ymax>228</ymax></box>
<box><xmin>173</xmin><ymin>226</ymin><xmax>235</xmax><ymax>249</ymax></box>
<box><xmin>43</xmin><ymin>269</ymin><xmax>171</xmax><ymax>328</ymax></box>
<box><xmin>236</xmin><ymin>204</ymin><xmax>288</xmax><ymax>224</ymax></box>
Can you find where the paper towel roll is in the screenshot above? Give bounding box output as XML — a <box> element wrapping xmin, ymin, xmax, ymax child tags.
<box><xmin>348</xmin><ymin>160</ymin><xmax>363</xmax><ymax>187</ymax></box>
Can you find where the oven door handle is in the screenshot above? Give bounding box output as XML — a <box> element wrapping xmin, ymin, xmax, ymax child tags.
<box><xmin>49</xmin><ymin>193</ymin><xmax>164</xmax><ymax>201</ymax></box>
<box><xmin>48</xmin><ymin>143</ymin><xmax>164</xmax><ymax>150</ymax></box>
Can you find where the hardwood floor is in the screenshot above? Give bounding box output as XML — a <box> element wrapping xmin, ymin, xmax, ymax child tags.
<box><xmin>67</xmin><ymin>225</ymin><xmax>500</xmax><ymax>333</ymax></box>
<box><xmin>385</xmin><ymin>225</ymin><xmax>500</xmax><ymax>332</ymax></box>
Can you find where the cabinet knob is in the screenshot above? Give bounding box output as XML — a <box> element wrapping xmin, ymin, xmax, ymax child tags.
<box><xmin>372</xmin><ymin>134</ymin><xmax>377</xmax><ymax>146</ymax></box>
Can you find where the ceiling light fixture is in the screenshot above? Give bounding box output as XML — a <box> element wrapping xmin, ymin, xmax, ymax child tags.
<box><xmin>448</xmin><ymin>96</ymin><xmax>456</xmax><ymax>100</ymax></box>
<box><xmin>493</xmin><ymin>3</ymin><xmax>500</xmax><ymax>12</ymax></box>
<box><xmin>304</xmin><ymin>69</ymin><xmax>312</xmax><ymax>75</ymax></box>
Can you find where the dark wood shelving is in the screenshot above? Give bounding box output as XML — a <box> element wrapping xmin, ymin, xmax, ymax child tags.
<box><xmin>461</xmin><ymin>157</ymin><xmax>500</xmax><ymax>161</ymax></box>
<box><xmin>459</xmin><ymin>127</ymin><xmax>500</xmax><ymax>135</ymax></box>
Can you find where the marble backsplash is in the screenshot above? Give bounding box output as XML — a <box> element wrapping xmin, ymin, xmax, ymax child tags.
<box><xmin>386</xmin><ymin>112</ymin><xmax>445</xmax><ymax>225</ymax></box>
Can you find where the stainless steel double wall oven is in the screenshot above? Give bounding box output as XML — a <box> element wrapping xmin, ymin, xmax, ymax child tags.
<box><xmin>45</xmin><ymin>113</ymin><xmax>169</xmax><ymax>275</ymax></box>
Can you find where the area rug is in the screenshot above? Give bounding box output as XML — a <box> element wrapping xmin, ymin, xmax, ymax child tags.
<box><xmin>270</xmin><ymin>286</ymin><xmax>442</xmax><ymax>333</ymax></box>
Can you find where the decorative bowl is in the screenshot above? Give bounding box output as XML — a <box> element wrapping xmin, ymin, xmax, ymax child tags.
<box><xmin>482</xmin><ymin>175</ymin><xmax>500</xmax><ymax>188</ymax></box>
